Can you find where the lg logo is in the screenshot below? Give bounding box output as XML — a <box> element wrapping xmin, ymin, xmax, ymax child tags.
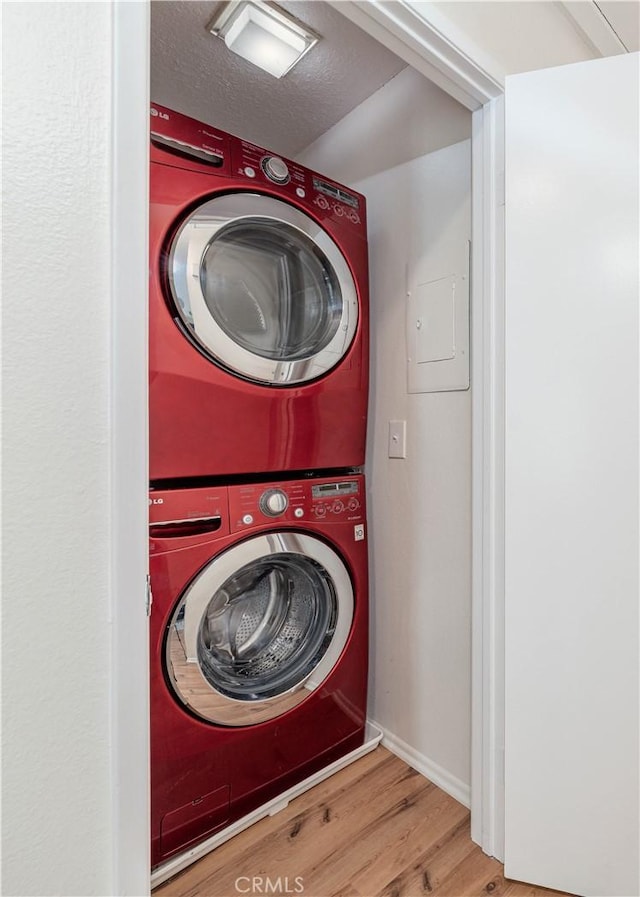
<box><xmin>149</xmin><ymin>498</ymin><xmax>164</xmax><ymax>506</ymax></box>
<box><xmin>150</xmin><ymin>107</ymin><xmax>169</xmax><ymax>120</ymax></box>
<box><xmin>235</xmin><ymin>877</ymin><xmax>304</xmax><ymax>894</ymax></box>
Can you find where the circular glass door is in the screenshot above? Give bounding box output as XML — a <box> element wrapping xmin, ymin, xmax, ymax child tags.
<box><xmin>165</xmin><ymin>532</ymin><xmax>354</xmax><ymax>726</ymax></box>
<box><xmin>168</xmin><ymin>193</ymin><xmax>359</xmax><ymax>385</ymax></box>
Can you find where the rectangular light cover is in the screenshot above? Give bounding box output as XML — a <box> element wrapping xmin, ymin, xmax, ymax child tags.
<box><xmin>210</xmin><ymin>1</ymin><xmax>318</xmax><ymax>79</ymax></box>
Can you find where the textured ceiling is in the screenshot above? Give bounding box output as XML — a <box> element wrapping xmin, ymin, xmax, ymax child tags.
<box><xmin>150</xmin><ymin>0</ymin><xmax>407</xmax><ymax>158</ymax></box>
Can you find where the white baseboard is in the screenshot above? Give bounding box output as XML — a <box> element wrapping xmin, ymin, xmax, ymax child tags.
<box><xmin>151</xmin><ymin>723</ymin><xmax>383</xmax><ymax>889</ymax></box>
<box><xmin>371</xmin><ymin>718</ymin><xmax>471</xmax><ymax>809</ymax></box>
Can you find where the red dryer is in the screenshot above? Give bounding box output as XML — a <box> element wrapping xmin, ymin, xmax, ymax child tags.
<box><xmin>149</xmin><ymin>104</ymin><xmax>370</xmax><ymax>481</ymax></box>
<box><xmin>149</xmin><ymin>473</ymin><xmax>369</xmax><ymax>869</ymax></box>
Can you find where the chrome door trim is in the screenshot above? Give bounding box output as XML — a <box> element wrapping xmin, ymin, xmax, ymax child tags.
<box><xmin>166</xmin><ymin>532</ymin><xmax>354</xmax><ymax>726</ymax></box>
<box><xmin>168</xmin><ymin>193</ymin><xmax>359</xmax><ymax>385</ymax></box>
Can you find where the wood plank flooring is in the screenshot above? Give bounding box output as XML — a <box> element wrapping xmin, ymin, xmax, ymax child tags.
<box><xmin>155</xmin><ymin>747</ymin><xmax>574</xmax><ymax>897</ymax></box>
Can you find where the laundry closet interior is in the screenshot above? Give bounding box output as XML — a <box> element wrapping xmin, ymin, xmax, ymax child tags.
<box><xmin>149</xmin><ymin>0</ymin><xmax>473</xmax><ymax>882</ymax></box>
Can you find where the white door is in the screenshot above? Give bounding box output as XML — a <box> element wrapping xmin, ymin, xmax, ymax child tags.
<box><xmin>504</xmin><ymin>52</ymin><xmax>639</xmax><ymax>896</ymax></box>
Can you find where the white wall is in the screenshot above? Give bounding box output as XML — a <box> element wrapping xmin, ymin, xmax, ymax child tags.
<box><xmin>301</xmin><ymin>74</ymin><xmax>472</xmax><ymax>796</ymax></box>
<box><xmin>359</xmin><ymin>143</ymin><xmax>472</xmax><ymax>797</ymax></box>
<box><xmin>297</xmin><ymin>66</ymin><xmax>471</xmax><ymax>184</ymax></box>
<box><xmin>3</xmin><ymin>4</ymin><xmax>116</xmax><ymax>894</ymax></box>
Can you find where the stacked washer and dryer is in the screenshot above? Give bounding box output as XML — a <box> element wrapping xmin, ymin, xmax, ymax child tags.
<box><xmin>148</xmin><ymin>104</ymin><xmax>371</xmax><ymax>871</ymax></box>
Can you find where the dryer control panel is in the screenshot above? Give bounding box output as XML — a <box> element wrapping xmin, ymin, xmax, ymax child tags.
<box><xmin>149</xmin><ymin>103</ymin><xmax>366</xmax><ymax>233</ymax></box>
<box><xmin>228</xmin><ymin>476</ymin><xmax>364</xmax><ymax>532</ymax></box>
<box><xmin>231</xmin><ymin>141</ymin><xmax>363</xmax><ymax>227</ymax></box>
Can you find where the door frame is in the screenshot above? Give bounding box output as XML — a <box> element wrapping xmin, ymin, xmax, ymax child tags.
<box><xmin>111</xmin><ymin>2</ymin><xmax>507</xmax><ymax>891</ymax></box>
<box><xmin>111</xmin><ymin>3</ymin><xmax>151</xmax><ymax>894</ymax></box>
<box><xmin>328</xmin><ymin>0</ymin><xmax>507</xmax><ymax>861</ymax></box>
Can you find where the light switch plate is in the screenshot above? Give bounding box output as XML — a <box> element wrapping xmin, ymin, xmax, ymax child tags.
<box><xmin>388</xmin><ymin>420</ymin><xmax>407</xmax><ymax>459</ymax></box>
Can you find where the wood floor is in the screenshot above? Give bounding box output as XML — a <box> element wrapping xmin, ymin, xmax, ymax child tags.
<box><xmin>155</xmin><ymin>747</ymin><xmax>573</xmax><ymax>897</ymax></box>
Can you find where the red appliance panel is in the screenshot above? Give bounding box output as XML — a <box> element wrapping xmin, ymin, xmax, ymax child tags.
<box><xmin>149</xmin><ymin>488</ymin><xmax>229</xmax><ymax>549</ymax></box>
<box><xmin>149</xmin><ymin>107</ymin><xmax>369</xmax><ymax>480</ymax></box>
<box><xmin>149</xmin><ymin>477</ymin><xmax>369</xmax><ymax>869</ymax></box>
<box><xmin>159</xmin><ymin>785</ymin><xmax>230</xmax><ymax>857</ymax></box>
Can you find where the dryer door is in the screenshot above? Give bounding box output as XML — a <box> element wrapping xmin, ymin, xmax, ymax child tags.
<box><xmin>166</xmin><ymin>532</ymin><xmax>354</xmax><ymax>726</ymax></box>
<box><xmin>167</xmin><ymin>193</ymin><xmax>358</xmax><ymax>385</ymax></box>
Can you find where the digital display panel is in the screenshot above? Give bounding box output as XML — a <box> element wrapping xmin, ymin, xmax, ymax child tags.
<box><xmin>312</xmin><ymin>481</ymin><xmax>358</xmax><ymax>498</ymax></box>
<box><xmin>312</xmin><ymin>178</ymin><xmax>359</xmax><ymax>210</ymax></box>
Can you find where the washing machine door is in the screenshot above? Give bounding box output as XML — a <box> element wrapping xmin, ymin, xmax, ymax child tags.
<box><xmin>165</xmin><ymin>532</ymin><xmax>354</xmax><ymax>726</ymax></box>
<box><xmin>167</xmin><ymin>193</ymin><xmax>358</xmax><ymax>385</ymax></box>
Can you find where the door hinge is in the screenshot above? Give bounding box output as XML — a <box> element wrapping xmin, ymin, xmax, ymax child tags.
<box><xmin>145</xmin><ymin>574</ymin><xmax>153</xmax><ymax>617</ymax></box>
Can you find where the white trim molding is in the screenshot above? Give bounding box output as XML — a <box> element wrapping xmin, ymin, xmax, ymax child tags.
<box><xmin>111</xmin><ymin>1</ymin><xmax>510</xmax><ymax>890</ymax></box>
<box><xmin>559</xmin><ymin>1</ymin><xmax>627</xmax><ymax>56</ymax></box>
<box><xmin>329</xmin><ymin>0</ymin><xmax>504</xmax><ymax>111</ymax></box>
<box><xmin>470</xmin><ymin>95</ymin><xmax>506</xmax><ymax>862</ymax></box>
<box><xmin>372</xmin><ymin>720</ymin><xmax>471</xmax><ymax>809</ymax></box>
<box><xmin>332</xmin><ymin>0</ymin><xmax>507</xmax><ymax>863</ymax></box>
<box><xmin>111</xmin><ymin>2</ymin><xmax>151</xmax><ymax>894</ymax></box>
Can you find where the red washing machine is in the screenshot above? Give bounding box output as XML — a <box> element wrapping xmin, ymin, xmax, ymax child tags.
<box><xmin>149</xmin><ymin>104</ymin><xmax>370</xmax><ymax>482</ymax></box>
<box><xmin>149</xmin><ymin>473</ymin><xmax>369</xmax><ymax>869</ymax></box>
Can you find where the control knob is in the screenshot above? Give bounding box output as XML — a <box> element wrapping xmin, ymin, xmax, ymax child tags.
<box><xmin>261</xmin><ymin>155</ymin><xmax>290</xmax><ymax>184</ymax></box>
<box><xmin>259</xmin><ymin>488</ymin><xmax>289</xmax><ymax>517</ymax></box>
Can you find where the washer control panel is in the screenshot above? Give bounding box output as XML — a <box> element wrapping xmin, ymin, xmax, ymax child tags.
<box><xmin>310</xmin><ymin>480</ymin><xmax>362</xmax><ymax>519</ymax></box>
<box><xmin>229</xmin><ymin>477</ymin><xmax>364</xmax><ymax>531</ymax></box>
<box><xmin>259</xmin><ymin>488</ymin><xmax>289</xmax><ymax>517</ymax></box>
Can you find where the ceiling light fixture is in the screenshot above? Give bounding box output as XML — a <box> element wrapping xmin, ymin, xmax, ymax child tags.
<box><xmin>207</xmin><ymin>1</ymin><xmax>320</xmax><ymax>79</ymax></box>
